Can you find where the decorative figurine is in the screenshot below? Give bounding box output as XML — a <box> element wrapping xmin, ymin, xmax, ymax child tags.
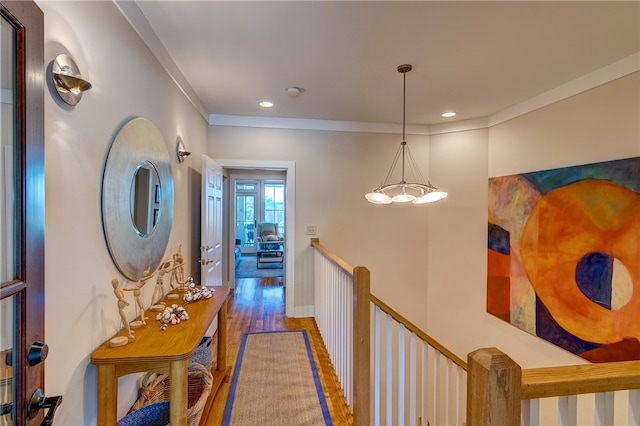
<box><xmin>150</xmin><ymin>260</ymin><xmax>173</xmax><ymax>309</ymax></box>
<box><xmin>124</xmin><ymin>267</ymin><xmax>155</xmax><ymax>328</ymax></box>
<box><xmin>169</xmin><ymin>245</ymin><xmax>191</xmax><ymax>292</ymax></box>
<box><xmin>110</xmin><ymin>278</ymin><xmax>133</xmax><ymax>346</ymax></box>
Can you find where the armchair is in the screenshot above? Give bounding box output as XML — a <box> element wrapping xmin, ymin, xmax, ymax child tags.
<box><xmin>256</xmin><ymin>222</ymin><xmax>282</xmax><ymax>242</ymax></box>
<box><xmin>256</xmin><ymin>223</ymin><xmax>284</xmax><ymax>252</ymax></box>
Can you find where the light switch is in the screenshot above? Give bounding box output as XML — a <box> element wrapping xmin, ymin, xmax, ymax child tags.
<box><xmin>306</xmin><ymin>226</ymin><xmax>317</xmax><ymax>235</ymax></box>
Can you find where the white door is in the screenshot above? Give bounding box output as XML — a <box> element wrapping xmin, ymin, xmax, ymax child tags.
<box><xmin>201</xmin><ymin>155</ymin><xmax>223</xmax><ymax>286</ymax></box>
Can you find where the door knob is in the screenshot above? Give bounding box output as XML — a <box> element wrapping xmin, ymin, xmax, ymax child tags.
<box><xmin>27</xmin><ymin>389</ymin><xmax>62</xmax><ymax>426</ymax></box>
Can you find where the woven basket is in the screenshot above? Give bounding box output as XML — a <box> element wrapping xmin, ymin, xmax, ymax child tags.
<box><xmin>130</xmin><ymin>363</ymin><xmax>213</xmax><ymax>426</ymax></box>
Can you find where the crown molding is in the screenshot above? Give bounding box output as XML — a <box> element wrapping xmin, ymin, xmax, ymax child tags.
<box><xmin>208</xmin><ymin>114</ymin><xmax>431</xmax><ymax>135</ymax></box>
<box><xmin>488</xmin><ymin>52</ymin><xmax>640</xmax><ymax>127</ymax></box>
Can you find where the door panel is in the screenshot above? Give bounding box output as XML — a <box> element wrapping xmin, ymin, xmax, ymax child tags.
<box><xmin>1</xmin><ymin>2</ymin><xmax>47</xmax><ymax>425</ymax></box>
<box><xmin>201</xmin><ymin>156</ymin><xmax>223</xmax><ymax>286</ymax></box>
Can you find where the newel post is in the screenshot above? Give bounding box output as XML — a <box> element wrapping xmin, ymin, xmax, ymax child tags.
<box><xmin>353</xmin><ymin>266</ymin><xmax>370</xmax><ymax>426</ymax></box>
<box><xmin>467</xmin><ymin>347</ymin><xmax>521</xmax><ymax>426</ymax></box>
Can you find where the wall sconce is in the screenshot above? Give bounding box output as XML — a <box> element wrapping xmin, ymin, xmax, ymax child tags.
<box><xmin>50</xmin><ymin>54</ymin><xmax>92</xmax><ymax>106</ymax></box>
<box><xmin>176</xmin><ymin>137</ymin><xmax>191</xmax><ymax>162</ymax></box>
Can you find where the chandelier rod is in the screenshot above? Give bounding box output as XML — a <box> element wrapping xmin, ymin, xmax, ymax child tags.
<box><xmin>400</xmin><ymin>65</ymin><xmax>409</xmax><ymax>184</ymax></box>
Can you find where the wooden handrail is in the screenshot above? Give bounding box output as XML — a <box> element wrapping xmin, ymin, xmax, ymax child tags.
<box><xmin>310</xmin><ymin>237</ymin><xmax>354</xmax><ymax>278</ymax></box>
<box><xmin>370</xmin><ymin>293</ymin><xmax>467</xmax><ymax>370</ymax></box>
<box><xmin>521</xmin><ymin>360</ymin><xmax>640</xmax><ymax>399</ymax></box>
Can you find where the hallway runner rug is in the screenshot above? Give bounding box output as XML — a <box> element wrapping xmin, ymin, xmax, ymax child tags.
<box><xmin>222</xmin><ymin>330</ymin><xmax>333</xmax><ymax>425</ymax></box>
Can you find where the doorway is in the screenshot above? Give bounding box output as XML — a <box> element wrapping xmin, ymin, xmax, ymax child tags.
<box><xmin>216</xmin><ymin>159</ymin><xmax>296</xmax><ymax>318</ymax></box>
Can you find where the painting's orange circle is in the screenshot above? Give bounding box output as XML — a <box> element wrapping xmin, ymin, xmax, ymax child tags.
<box><xmin>520</xmin><ymin>180</ymin><xmax>640</xmax><ymax>343</ymax></box>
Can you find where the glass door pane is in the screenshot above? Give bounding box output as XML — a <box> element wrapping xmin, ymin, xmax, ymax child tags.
<box><xmin>263</xmin><ymin>181</ymin><xmax>285</xmax><ymax>237</ymax></box>
<box><xmin>236</xmin><ymin>195</ymin><xmax>255</xmax><ymax>247</ymax></box>
<box><xmin>0</xmin><ymin>296</ymin><xmax>16</xmax><ymax>426</ymax></box>
<box><xmin>1</xmin><ymin>14</ymin><xmax>20</xmax><ymax>425</ymax></box>
<box><xmin>235</xmin><ymin>180</ymin><xmax>258</xmax><ymax>254</ymax></box>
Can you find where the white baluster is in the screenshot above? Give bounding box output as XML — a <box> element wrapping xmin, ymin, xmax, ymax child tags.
<box><xmin>558</xmin><ymin>395</ymin><xmax>577</xmax><ymax>426</ymax></box>
<box><xmin>398</xmin><ymin>324</ymin><xmax>405</xmax><ymax>426</ymax></box>
<box><xmin>630</xmin><ymin>389</ymin><xmax>640</xmax><ymax>426</ymax></box>
<box><xmin>422</xmin><ymin>341</ymin><xmax>429</xmax><ymax>426</ymax></box>
<box><xmin>595</xmin><ymin>392</ymin><xmax>614</xmax><ymax>426</ymax></box>
<box><xmin>410</xmin><ymin>332</ymin><xmax>417</xmax><ymax>426</ymax></box>
<box><xmin>521</xmin><ymin>398</ymin><xmax>539</xmax><ymax>426</ymax></box>
<box><xmin>386</xmin><ymin>314</ymin><xmax>393</xmax><ymax>425</ymax></box>
<box><xmin>374</xmin><ymin>305</ymin><xmax>381</xmax><ymax>426</ymax></box>
<box><xmin>433</xmin><ymin>350</ymin><xmax>440</xmax><ymax>425</ymax></box>
<box><xmin>444</xmin><ymin>358</ymin><xmax>452</xmax><ymax>426</ymax></box>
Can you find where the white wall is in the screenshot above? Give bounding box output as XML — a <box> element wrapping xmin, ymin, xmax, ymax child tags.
<box><xmin>38</xmin><ymin>1</ymin><xmax>209</xmax><ymax>423</ymax></box>
<box><xmin>209</xmin><ymin>127</ymin><xmax>433</xmax><ymax>324</ymax></box>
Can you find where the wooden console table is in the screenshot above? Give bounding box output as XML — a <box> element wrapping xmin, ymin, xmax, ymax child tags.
<box><xmin>91</xmin><ymin>286</ymin><xmax>230</xmax><ymax>425</ymax></box>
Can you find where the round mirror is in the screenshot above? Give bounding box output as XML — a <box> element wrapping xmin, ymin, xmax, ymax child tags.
<box><xmin>102</xmin><ymin>117</ymin><xmax>174</xmax><ymax>281</ymax></box>
<box><xmin>130</xmin><ymin>161</ymin><xmax>160</xmax><ymax>236</ymax></box>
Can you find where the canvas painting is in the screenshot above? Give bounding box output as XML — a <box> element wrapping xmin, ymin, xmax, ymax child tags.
<box><xmin>487</xmin><ymin>156</ymin><xmax>640</xmax><ymax>362</ymax></box>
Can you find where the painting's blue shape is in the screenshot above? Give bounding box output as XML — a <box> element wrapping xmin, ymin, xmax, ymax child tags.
<box><xmin>536</xmin><ymin>296</ymin><xmax>600</xmax><ymax>354</ymax></box>
<box><xmin>575</xmin><ymin>252</ymin><xmax>613</xmax><ymax>310</ymax></box>
<box><xmin>488</xmin><ymin>223</ymin><xmax>510</xmax><ymax>255</ymax></box>
<box><xmin>520</xmin><ymin>156</ymin><xmax>640</xmax><ymax>194</ymax></box>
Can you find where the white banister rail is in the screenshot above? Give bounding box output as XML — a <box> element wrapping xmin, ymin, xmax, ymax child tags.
<box><xmin>311</xmin><ymin>238</ymin><xmax>370</xmax><ymax>425</ymax></box>
<box><xmin>371</xmin><ymin>294</ymin><xmax>467</xmax><ymax>426</ymax></box>
<box><xmin>312</xmin><ymin>238</ymin><xmax>465</xmax><ymax>425</ymax></box>
<box><xmin>312</xmin><ymin>239</ymin><xmax>640</xmax><ymax>426</ymax></box>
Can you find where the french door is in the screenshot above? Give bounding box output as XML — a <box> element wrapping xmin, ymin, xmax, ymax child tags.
<box><xmin>234</xmin><ymin>179</ymin><xmax>285</xmax><ymax>254</ymax></box>
<box><xmin>1</xmin><ymin>2</ymin><xmax>56</xmax><ymax>425</ymax></box>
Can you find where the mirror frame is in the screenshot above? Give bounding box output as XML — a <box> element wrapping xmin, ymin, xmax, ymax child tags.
<box><xmin>102</xmin><ymin>117</ymin><xmax>174</xmax><ymax>280</ymax></box>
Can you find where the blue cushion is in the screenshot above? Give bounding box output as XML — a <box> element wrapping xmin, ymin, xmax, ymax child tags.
<box><xmin>117</xmin><ymin>401</ymin><xmax>169</xmax><ymax>426</ymax></box>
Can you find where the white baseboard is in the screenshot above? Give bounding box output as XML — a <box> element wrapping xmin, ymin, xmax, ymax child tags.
<box><xmin>290</xmin><ymin>305</ymin><xmax>314</xmax><ymax>318</ymax></box>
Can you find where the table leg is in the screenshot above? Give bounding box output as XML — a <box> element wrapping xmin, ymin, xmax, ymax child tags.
<box><xmin>169</xmin><ymin>360</ymin><xmax>188</xmax><ymax>425</ymax></box>
<box><xmin>217</xmin><ymin>298</ymin><xmax>228</xmax><ymax>372</ymax></box>
<box><xmin>96</xmin><ymin>364</ymin><xmax>117</xmax><ymax>426</ymax></box>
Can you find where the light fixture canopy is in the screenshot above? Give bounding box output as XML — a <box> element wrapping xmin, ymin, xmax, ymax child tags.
<box><xmin>365</xmin><ymin>64</ymin><xmax>448</xmax><ymax>205</ymax></box>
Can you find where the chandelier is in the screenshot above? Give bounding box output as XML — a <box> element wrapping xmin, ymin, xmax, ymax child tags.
<box><xmin>365</xmin><ymin>64</ymin><xmax>448</xmax><ymax>204</ymax></box>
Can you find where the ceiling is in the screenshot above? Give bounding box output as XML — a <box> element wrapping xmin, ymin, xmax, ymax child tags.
<box><xmin>121</xmin><ymin>1</ymin><xmax>639</xmax><ymax>129</ymax></box>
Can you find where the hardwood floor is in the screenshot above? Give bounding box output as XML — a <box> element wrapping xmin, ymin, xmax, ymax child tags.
<box><xmin>201</xmin><ymin>277</ymin><xmax>353</xmax><ymax>425</ymax></box>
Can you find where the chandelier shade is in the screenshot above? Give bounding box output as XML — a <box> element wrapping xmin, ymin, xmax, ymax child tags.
<box><xmin>365</xmin><ymin>64</ymin><xmax>448</xmax><ymax>205</ymax></box>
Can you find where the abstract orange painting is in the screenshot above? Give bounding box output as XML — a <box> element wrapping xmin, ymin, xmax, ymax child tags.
<box><xmin>487</xmin><ymin>157</ymin><xmax>640</xmax><ymax>362</ymax></box>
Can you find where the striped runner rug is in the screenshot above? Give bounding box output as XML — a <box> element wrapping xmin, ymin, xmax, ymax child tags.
<box><xmin>222</xmin><ymin>330</ymin><xmax>333</xmax><ymax>425</ymax></box>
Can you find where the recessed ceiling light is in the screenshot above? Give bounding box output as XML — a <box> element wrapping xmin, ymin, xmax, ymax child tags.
<box><xmin>259</xmin><ymin>101</ymin><xmax>274</xmax><ymax>108</ymax></box>
<box><xmin>442</xmin><ymin>111</ymin><xmax>456</xmax><ymax>118</ymax></box>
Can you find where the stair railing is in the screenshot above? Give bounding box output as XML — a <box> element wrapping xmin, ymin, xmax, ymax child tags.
<box><xmin>312</xmin><ymin>238</ymin><xmax>640</xmax><ymax>425</ymax></box>
<box><xmin>312</xmin><ymin>238</ymin><xmax>466</xmax><ymax>425</ymax></box>
<box><xmin>311</xmin><ymin>238</ymin><xmax>370</xmax><ymax>425</ymax></box>
<box><xmin>468</xmin><ymin>347</ymin><xmax>640</xmax><ymax>425</ymax></box>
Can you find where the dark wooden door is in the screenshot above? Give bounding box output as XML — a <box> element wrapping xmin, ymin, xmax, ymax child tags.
<box><xmin>0</xmin><ymin>1</ymin><xmax>50</xmax><ymax>424</ymax></box>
